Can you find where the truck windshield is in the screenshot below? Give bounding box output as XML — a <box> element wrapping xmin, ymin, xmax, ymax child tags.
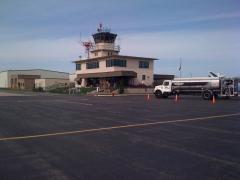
<box><xmin>163</xmin><ymin>81</ymin><xmax>169</xmax><ymax>86</ymax></box>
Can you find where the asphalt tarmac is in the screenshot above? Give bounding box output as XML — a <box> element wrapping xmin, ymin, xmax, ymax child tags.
<box><xmin>0</xmin><ymin>93</ymin><xmax>240</xmax><ymax>180</ymax></box>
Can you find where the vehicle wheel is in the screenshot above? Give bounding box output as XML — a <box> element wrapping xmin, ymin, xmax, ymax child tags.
<box><xmin>202</xmin><ymin>90</ymin><xmax>213</xmax><ymax>100</ymax></box>
<box><xmin>172</xmin><ymin>90</ymin><xmax>177</xmax><ymax>95</ymax></box>
<box><xmin>155</xmin><ymin>90</ymin><xmax>163</xmax><ymax>98</ymax></box>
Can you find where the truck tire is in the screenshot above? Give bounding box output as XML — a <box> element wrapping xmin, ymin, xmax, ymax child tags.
<box><xmin>155</xmin><ymin>90</ymin><xmax>163</xmax><ymax>98</ymax></box>
<box><xmin>202</xmin><ymin>90</ymin><xmax>213</xmax><ymax>100</ymax></box>
<box><xmin>172</xmin><ymin>90</ymin><xmax>177</xmax><ymax>95</ymax></box>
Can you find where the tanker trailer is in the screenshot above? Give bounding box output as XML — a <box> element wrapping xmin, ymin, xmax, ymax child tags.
<box><xmin>154</xmin><ymin>74</ymin><xmax>239</xmax><ymax>100</ymax></box>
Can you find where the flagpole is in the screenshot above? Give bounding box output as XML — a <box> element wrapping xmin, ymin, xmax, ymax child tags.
<box><xmin>179</xmin><ymin>58</ymin><xmax>182</xmax><ymax>78</ymax></box>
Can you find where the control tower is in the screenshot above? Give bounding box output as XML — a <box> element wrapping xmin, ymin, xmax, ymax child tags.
<box><xmin>89</xmin><ymin>24</ymin><xmax>120</xmax><ymax>58</ymax></box>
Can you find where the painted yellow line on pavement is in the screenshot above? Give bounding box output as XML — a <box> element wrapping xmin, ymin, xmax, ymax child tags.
<box><xmin>0</xmin><ymin>113</ymin><xmax>240</xmax><ymax>142</ymax></box>
<box><xmin>16</xmin><ymin>99</ymin><xmax>93</xmax><ymax>106</ymax></box>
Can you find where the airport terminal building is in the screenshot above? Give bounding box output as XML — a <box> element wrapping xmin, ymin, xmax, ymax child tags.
<box><xmin>74</xmin><ymin>25</ymin><xmax>158</xmax><ymax>92</ymax></box>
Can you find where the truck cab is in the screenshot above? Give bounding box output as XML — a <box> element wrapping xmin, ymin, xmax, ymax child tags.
<box><xmin>154</xmin><ymin>80</ymin><xmax>172</xmax><ymax>98</ymax></box>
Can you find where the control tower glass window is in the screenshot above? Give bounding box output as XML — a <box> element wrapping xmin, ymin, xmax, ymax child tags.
<box><xmin>93</xmin><ymin>32</ymin><xmax>117</xmax><ymax>44</ymax></box>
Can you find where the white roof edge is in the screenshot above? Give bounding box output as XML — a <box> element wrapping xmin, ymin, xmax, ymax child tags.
<box><xmin>0</xmin><ymin>69</ymin><xmax>69</xmax><ymax>74</ymax></box>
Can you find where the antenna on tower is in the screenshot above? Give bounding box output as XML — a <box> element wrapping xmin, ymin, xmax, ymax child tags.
<box><xmin>78</xmin><ymin>31</ymin><xmax>93</xmax><ymax>58</ymax></box>
<box><xmin>82</xmin><ymin>41</ymin><xmax>93</xmax><ymax>58</ymax></box>
<box><xmin>97</xmin><ymin>23</ymin><xmax>103</xmax><ymax>32</ymax></box>
<box><xmin>78</xmin><ymin>32</ymin><xmax>82</xmax><ymax>44</ymax></box>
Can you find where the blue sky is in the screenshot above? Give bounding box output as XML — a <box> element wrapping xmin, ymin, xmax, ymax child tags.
<box><xmin>0</xmin><ymin>0</ymin><xmax>240</xmax><ymax>77</ymax></box>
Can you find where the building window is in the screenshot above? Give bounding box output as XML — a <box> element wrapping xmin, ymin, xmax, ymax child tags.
<box><xmin>86</xmin><ymin>61</ymin><xmax>99</xmax><ymax>69</ymax></box>
<box><xmin>139</xmin><ymin>61</ymin><xmax>149</xmax><ymax>68</ymax></box>
<box><xmin>76</xmin><ymin>63</ymin><xmax>81</xmax><ymax>70</ymax></box>
<box><xmin>106</xmin><ymin>59</ymin><xmax>127</xmax><ymax>67</ymax></box>
<box><xmin>95</xmin><ymin>52</ymin><xmax>98</xmax><ymax>57</ymax></box>
<box><xmin>142</xmin><ymin>75</ymin><xmax>146</xmax><ymax>80</ymax></box>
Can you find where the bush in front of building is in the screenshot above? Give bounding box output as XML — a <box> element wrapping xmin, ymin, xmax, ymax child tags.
<box><xmin>48</xmin><ymin>87</ymin><xmax>68</xmax><ymax>94</ymax></box>
<box><xmin>78</xmin><ymin>87</ymin><xmax>96</xmax><ymax>94</ymax></box>
<box><xmin>118</xmin><ymin>85</ymin><xmax>124</xmax><ymax>94</ymax></box>
<box><xmin>32</xmin><ymin>87</ymin><xmax>44</xmax><ymax>92</ymax></box>
<box><xmin>0</xmin><ymin>88</ymin><xmax>11</xmax><ymax>91</ymax></box>
<box><xmin>128</xmin><ymin>84</ymin><xmax>153</xmax><ymax>88</ymax></box>
<box><xmin>47</xmin><ymin>87</ymin><xmax>96</xmax><ymax>95</ymax></box>
<box><xmin>118</xmin><ymin>79</ymin><xmax>125</xmax><ymax>94</ymax></box>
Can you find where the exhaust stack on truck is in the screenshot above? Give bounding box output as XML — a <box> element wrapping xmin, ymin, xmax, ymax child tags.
<box><xmin>154</xmin><ymin>73</ymin><xmax>239</xmax><ymax>100</ymax></box>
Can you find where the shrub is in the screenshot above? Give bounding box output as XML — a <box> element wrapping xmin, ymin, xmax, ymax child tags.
<box><xmin>118</xmin><ymin>79</ymin><xmax>124</xmax><ymax>94</ymax></box>
<box><xmin>48</xmin><ymin>87</ymin><xmax>67</xmax><ymax>94</ymax></box>
<box><xmin>33</xmin><ymin>87</ymin><xmax>44</xmax><ymax>92</ymax></box>
<box><xmin>79</xmin><ymin>87</ymin><xmax>96</xmax><ymax>94</ymax></box>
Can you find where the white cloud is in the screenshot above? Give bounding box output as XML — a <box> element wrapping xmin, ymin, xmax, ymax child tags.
<box><xmin>177</xmin><ymin>11</ymin><xmax>240</xmax><ymax>24</ymax></box>
<box><xmin>0</xmin><ymin>28</ymin><xmax>239</xmax><ymax>76</ymax></box>
<box><xmin>0</xmin><ymin>37</ymin><xmax>86</xmax><ymax>73</ymax></box>
<box><xmin>120</xmin><ymin>29</ymin><xmax>240</xmax><ymax>76</ymax></box>
<box><xmin>0</xmin><ymin>37</ymin><xmax>84</xmax><ymax>61</ymax></box>
<box><xmin>120</xmin><ymin>29</ymin><xmax>240</xmax><ymax>60</ymax></box>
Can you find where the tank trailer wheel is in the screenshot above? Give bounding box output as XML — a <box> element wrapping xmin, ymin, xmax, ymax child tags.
<box><xmin>202</xmin><ymin>90</ymin><xmax>213</xmax><ymax>100</ymax></box>
<box><xmin>172</xmin><ymin>90</ymin><xmax>177</xmax><ymax>95</ymax></box>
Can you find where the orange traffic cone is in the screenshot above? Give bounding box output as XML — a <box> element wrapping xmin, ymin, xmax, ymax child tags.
<box><xmin>212</xmin><ymin>95</ymin><xmax>216</xmax><ymax>104</ymax></box>
<box><xmin>175</xmin><ymin>94</ymin><xmax>178</xmax><ymax>102</ymax></box>
<box><xmin>147</xmin><ymin>94</ymin><xmax>150</xmax><ymax>101</ymax></box>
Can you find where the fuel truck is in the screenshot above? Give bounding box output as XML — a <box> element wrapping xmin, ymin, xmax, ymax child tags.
<box><xmin>154</xmin><ymin>72</ymin><xmax>239</xmax><ymax>100</ymax></box>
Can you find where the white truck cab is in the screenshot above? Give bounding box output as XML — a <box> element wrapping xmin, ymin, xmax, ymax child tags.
<box><xmin>154</xmin><ymin>80</ymin><xmax>172</xmax><ymax>98</ymax></box>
